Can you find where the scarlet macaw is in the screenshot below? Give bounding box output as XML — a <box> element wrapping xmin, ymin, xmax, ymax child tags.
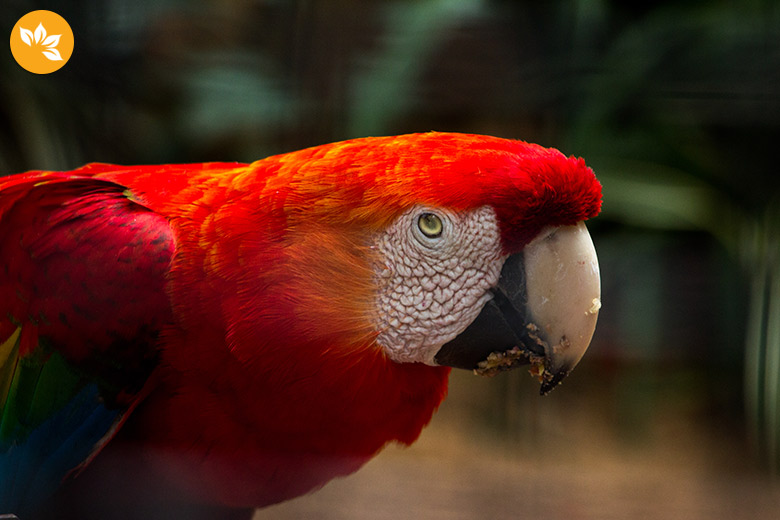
<box><xmin>0</xmin><ymin>132</ymin><xmax>601</xmax><ymax>519</ymax></box>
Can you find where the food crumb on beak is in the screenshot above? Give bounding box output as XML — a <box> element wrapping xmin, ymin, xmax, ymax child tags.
<box><xmin>472</xmin><ymin>320</ymin><xmax>565</xmax><ymax>390</ymax></box>
<box><xmin>472</xmin><ymin>322</ymin><xmax>550</xmax><ymax>379</ymax></box>
<box><xmin>473</xmin><ymin>347</ymin><xmax>549</xmax><ymax>383</ymax></box>
<box><xmin>528</xmin><ymin>359</ymin><xmax>546</xmax><ymax>383</ymax></box>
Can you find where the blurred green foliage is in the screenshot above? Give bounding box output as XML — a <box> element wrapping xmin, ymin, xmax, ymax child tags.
<box><xmin>2</xmin><ymin>0</ymin><xmax>779</xmax><ymax>471</ymax></box>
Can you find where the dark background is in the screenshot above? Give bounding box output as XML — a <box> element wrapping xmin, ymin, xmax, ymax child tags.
<box><xmin>2</xmin><ymin>1</ymin><xmax>780</xmax><ymax>518</ymax></box>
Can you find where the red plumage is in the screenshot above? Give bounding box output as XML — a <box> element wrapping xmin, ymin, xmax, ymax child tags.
<box><xmin>0</xmin><ymin>133</ymin><xmax>601</xmax><ymax>518</ymax></box>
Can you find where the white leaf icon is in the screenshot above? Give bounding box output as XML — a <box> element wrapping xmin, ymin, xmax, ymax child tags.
<box><xmin>20</xmin><ymin>27</ymin><xmax>34</xmax><ymax>46</ymax></box>
<box><xmin>34</xmin><ymin>23</ymin><xmax>46</xmax><ymax>44</ymax></box>
<box><xmin>18</xmin><ymin>22</ymin><xmax>65</xmax><ymax>62</ymax></box>
<box><xmin>42</xmin><ymin>34</ymin><xmax>61</xmax><ymax>48</ymax></box>
<box><xmin>42</xmin><ymin>49</ymin><xmax>63</xmax><ymax>61</ymax></box>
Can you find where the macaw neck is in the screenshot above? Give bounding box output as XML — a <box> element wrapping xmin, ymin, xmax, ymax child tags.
<box><xmin>120</xmin><ymin>332</ymin><xmax>450</xmax><ymax>507</ymax></box>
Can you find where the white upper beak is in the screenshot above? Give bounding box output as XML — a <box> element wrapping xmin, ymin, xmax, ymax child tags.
<box><xmin>523</xmin><ymin>222</ymin><xmax>601</xmax><ymax>390</ymax></box>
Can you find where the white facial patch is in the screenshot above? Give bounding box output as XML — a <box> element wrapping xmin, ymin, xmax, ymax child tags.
<box><xmin>372</xmin><ymin>205</ymin><xmax>506</xmax><ymax>365</ymax></box>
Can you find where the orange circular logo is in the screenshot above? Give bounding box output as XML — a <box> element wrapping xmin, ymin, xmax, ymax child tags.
<box><xmin>10</xmin><ymin>10</ymin><xmax>74</xmax><ymax>74</ymax></box>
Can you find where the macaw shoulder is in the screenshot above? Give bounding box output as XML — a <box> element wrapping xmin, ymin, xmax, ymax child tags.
<box><xmin>0</xmin><ymin>166</ymin><xmax>176</xmax><ymax>383</ymax></box>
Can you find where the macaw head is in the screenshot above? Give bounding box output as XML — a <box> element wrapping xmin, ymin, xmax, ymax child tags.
<box><xmin>234</xmin><ymin>132</ymin><xmax>601</xmax><ymax>394</ymax></box>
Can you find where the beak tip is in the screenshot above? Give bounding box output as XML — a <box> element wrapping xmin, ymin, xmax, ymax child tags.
<box><xmin>539</xmin><ymin>367</ymin><xmax>570</xmax><ymax>395</ymax></box>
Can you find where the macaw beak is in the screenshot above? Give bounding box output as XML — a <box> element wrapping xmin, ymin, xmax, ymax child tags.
<box><xmin>434</xmin><ymin>222</ymin><xmax>600</xmax><ymax>395</ymax></box>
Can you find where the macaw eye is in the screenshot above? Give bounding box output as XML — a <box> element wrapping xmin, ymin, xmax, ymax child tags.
<box><xmin>417</xmin><ymin>213</ymin><xmax>443</xmax><ymax>238</ymax></box>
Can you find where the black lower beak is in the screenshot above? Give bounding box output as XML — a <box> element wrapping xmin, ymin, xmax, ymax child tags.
<box><xmin>433</xmin><ymin>254</ymin><xmax>553</xmax><ymax>391</ymax></box>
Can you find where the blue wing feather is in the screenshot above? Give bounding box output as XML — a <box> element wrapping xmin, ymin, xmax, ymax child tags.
<box><xmin>1</xmin><ymin>383</ymin><xmax>120</xmax><ymax>515</ymax></box>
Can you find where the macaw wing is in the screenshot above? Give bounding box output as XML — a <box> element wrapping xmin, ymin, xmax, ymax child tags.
<box><xmin>0</xmin><ymin>168</ymin><xmax>175</xmax><ymax>513</ymax></box>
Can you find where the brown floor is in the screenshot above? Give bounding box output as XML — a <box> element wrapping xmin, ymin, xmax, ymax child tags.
<box><xmin>254</xmin><ymin>370</ymin><xmax>780</xmax><ymax>520</ymax></box>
